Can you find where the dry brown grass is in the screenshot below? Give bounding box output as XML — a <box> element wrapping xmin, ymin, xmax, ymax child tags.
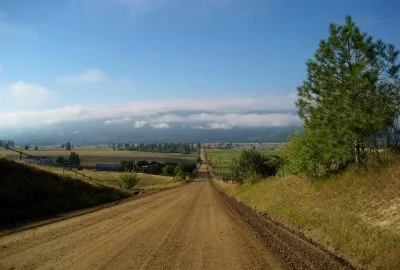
<box><xmin>32</xmin><ymin>164</ymin><xmax>181</xmax><ymax>190</ymax></box>
<box><xmin>214</xmin><ymin>155</ymin><xmax>400</xmax><ymax>269</ymax></box>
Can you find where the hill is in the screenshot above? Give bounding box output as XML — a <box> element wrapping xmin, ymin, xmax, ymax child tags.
<box><xmin>0</xmin><ymin>159</ymin><xmax>129</xmax><ymax>226</ymax></box>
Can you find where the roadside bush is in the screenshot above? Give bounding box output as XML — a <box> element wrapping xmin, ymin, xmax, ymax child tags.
<box><xmin>174</xmin><ymin>170</ymin><xmax>186</xmax><ymax>181</ymax></box>
<box><xmin>56</xmin><ymin>156</ymin><xmax>66</xmax><ymax>165</ymax></box>
<box><xmin>119</xmin><ymin>173</ymin><xmax>139</xmax><ymax>189</ymax></box>
<box><xmin>148</xmin><ymin>161</ymin><xmax>163</xmax><ymax>174</ymax></box>
<box><xmin>162</xmin><ymin>164</ymin><xmax>177</xmax><ymax>175</ymax></box>
<box><xmin>230</xmin><ymin>149</ymin><xmax>283</xmax><ymax>184</ymax></box>
<box><xmin>68</xmin><ymin>152</ymin><xmax>81</xmax><ymax>166</ymax></box>
<box><xmin>120</xmin><ymin>160</ymin><xmax>136</xmax><ymax>172</ymax></box>
<box><xmin>178</xmin><ymin>163</ymin><xmax>196</xmax><ymax>174</ymax></box>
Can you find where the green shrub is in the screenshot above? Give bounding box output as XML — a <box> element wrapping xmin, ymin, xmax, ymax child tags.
<box><xmin>120</xmin><ymin>160</ymin><xmax>136</xmax><ymax>172</ymax></box>
<box><xmin>162</xmin><ymin>164</ymin><xmax>176</xmax><ymax>175</ymax></box>
<box><xmin>56</xmin><ymin>156</ymin><xmax>66</xmax><ymax>165</ymax></box>
<box><xmin>68</xmin><ymin>152</ymin><xmax>81</xmax><ymax>165</ymax></box>
<box><xmin>119</xmin><ymin>173</ymin><xmax>139</xmax><ymax>189</ymax></box>
<box><xmin>230</xmin><ymin>149</ymin><xmax>283</xmax><ymax>184</ymax></box>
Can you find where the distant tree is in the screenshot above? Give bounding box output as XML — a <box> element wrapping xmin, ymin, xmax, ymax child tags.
<box><xmin>24</xmin><ymin>145</ymin><xmax>30</xmax><ymax>151</ymax></box>
<box><xmin>65</xmin><ymin>142</ymin><xmax>72</xmax><ymax>151</ymax></box>
<box><xmin>34</xmin><ymin>146</ymin><xmax>38</xmax><ymax>151</ymax></box>
<box><xmin>56</xmin><ymin>156</ymin><xmax>66</xmax><ymax>165</ymax></box>
<box><xmin>148</xmin><ymin>161</ymin><xmax>163</xmax><ymax>174</ymax></box>
<box><xmin>68</xmin><ymin>152</ymin><xmax>81</xmax><ymax>165</ymax></box>
<box><xmin>162</xmin><ymin>164</ymin><xmax>177</xmax><ymax>175</ymax></box>
<box><xmin>0</xmin><ymin>139</ymin><xmax>14</xmax><ymax>148</ymax></box>
<box><xmin>120</xmin><ymin>160</ymin><xmax>136</xmax><ymax>172</ymax></box>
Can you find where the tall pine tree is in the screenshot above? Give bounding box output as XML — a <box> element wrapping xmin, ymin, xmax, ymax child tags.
<box><xmin>293</xmin><ymin>16</ymin><xmax>399</xmax><ymax>175</ymax></box>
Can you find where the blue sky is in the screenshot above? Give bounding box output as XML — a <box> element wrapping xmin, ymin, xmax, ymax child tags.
<box><xmin>0</xmin><ymin>0</ymin><xmax>399</xmax><ymax>131</ymax></box>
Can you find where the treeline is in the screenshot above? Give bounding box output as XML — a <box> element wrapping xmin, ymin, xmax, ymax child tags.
<box><xmin>0</xmin><ymin>140</ymin><xmax>15</xmax><ymax>148</ymax></box>
<box><xmin>120</xmin><ymin>160</ymin><xmax>197</xmax><ymax>179</ymax></box>
<box><xmin>61</xmin><ymin>142</ymin><xmax>74</xmax><ymax>150</ymax></box>
<box><xmin>110</xmin><ymin>142</ymin><xmax>200</xmax><ymax>154</ymax></box>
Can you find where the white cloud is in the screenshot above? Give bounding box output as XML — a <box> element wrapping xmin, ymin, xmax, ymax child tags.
<box><xmin>208</xmin><ymin>122</ymin><xmax>232</xmax><ymax>129</ymax></box>
<box><xmin>147</xmin><ymin>112</ymin><xmax>301</xmax><ymax>129</ymax></box>
<box><xmin>58</xmin><ymin>69</ymin><xmax>107</xmax><ymax>85</ymax></box>
<box><xmin>104</xmin><ymin>117</ymin><xmax>131</xmax><ymax>124</ymax></box>
<box><xmin>8</xmin><ymin>81</ymin><xmax>52</xmax><ymax>104</ymax></box>
<box><xmin>0</xmin><ymin>94</ymin><xmax>301</xmax><ymax>129</ymax></box>
<box><xmin>151</xmin><ymin>122</ymin><xmax>170</xmax><ymax>129</ymax></box>
<box><xmin>133</xmin><ymin>120</ymin><xmax>147</xmax><ymax>128</ymax></box>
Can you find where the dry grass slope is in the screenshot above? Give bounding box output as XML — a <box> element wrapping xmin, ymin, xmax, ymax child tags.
<box><xmin>33</xmin><ymin>165</ymin><xmax>182</xmax><ymax>190</ymax></box>
<box><xmin>0</xmin><ymin>159</ymin><xmax>130</xmax><ymax>226</ymax></box>
<box><xmin>216</xmin><ymin>156</ymin><xmax>400</xmax><ymax>269</ymax></box>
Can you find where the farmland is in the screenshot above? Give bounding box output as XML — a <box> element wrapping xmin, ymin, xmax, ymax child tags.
<box><xmin>0</xmin><ymin>147</ymin><xmax>197</xmax><ymax>167</ymax></box>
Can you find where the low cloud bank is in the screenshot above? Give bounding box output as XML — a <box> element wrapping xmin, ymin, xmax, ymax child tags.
<box><xmin>0</xmin><ymin>95</ymin><xmax>301</xmax><ymax>129</ymax></box>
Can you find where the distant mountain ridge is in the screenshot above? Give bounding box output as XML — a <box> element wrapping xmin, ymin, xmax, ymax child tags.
<box><xmin>3</xmin><ymin>119</ymin><xmax>299</xmax><ymax>145</ymax></box>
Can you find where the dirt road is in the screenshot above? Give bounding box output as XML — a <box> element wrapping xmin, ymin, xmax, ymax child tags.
<box><xmin>0</xmin><ymin>163</ymin><xmax>283</xmax><ymax>269</ymax></box>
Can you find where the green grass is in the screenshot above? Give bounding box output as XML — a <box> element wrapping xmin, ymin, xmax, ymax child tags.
<box><xmin>206</xmin><ymin>148</ymin><xmax>283</xmax><ymax>177</ymax></box>
<box><xmin>214</xmin><ymin>155</ymin><xmax>400</xmax><ymax>269</ymax></box>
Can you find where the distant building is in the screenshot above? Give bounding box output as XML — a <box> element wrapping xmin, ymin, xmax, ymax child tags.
<box><xmin>95</xmin><ymin>163</ymin><xmax>121</xmax><ymax>172</ymax></box>
<box><xmin>24</xmin><ymin>156</ymin><xmax>54</xmax><ymax>165</ymax></box>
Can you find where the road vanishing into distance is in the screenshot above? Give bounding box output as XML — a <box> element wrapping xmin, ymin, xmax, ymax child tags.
<box><xmin>0</xmin><ymin>150</ymin><xmax>346</xmax><ymax>269</ymax></box>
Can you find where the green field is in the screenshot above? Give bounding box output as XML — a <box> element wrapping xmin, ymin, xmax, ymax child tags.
<box><xmin>0</xmin><ymin>148</ymin><xmax>197</xmax><ymax>167</ymax></box>
<box><xmin>206</xmin><ymin>148</ymin><xmax>283</xmax><ymax>177</ymax></box>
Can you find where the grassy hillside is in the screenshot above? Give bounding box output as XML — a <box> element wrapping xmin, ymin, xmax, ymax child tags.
<box><xmin>215</xmin><ymin>156</ymin><xmax>400</xmax><ymax>269</ymax></box>
<box><xmin>0</xmin><ymin>158</ymin><xmax>130</xmax><ymax>226</ymax></box>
